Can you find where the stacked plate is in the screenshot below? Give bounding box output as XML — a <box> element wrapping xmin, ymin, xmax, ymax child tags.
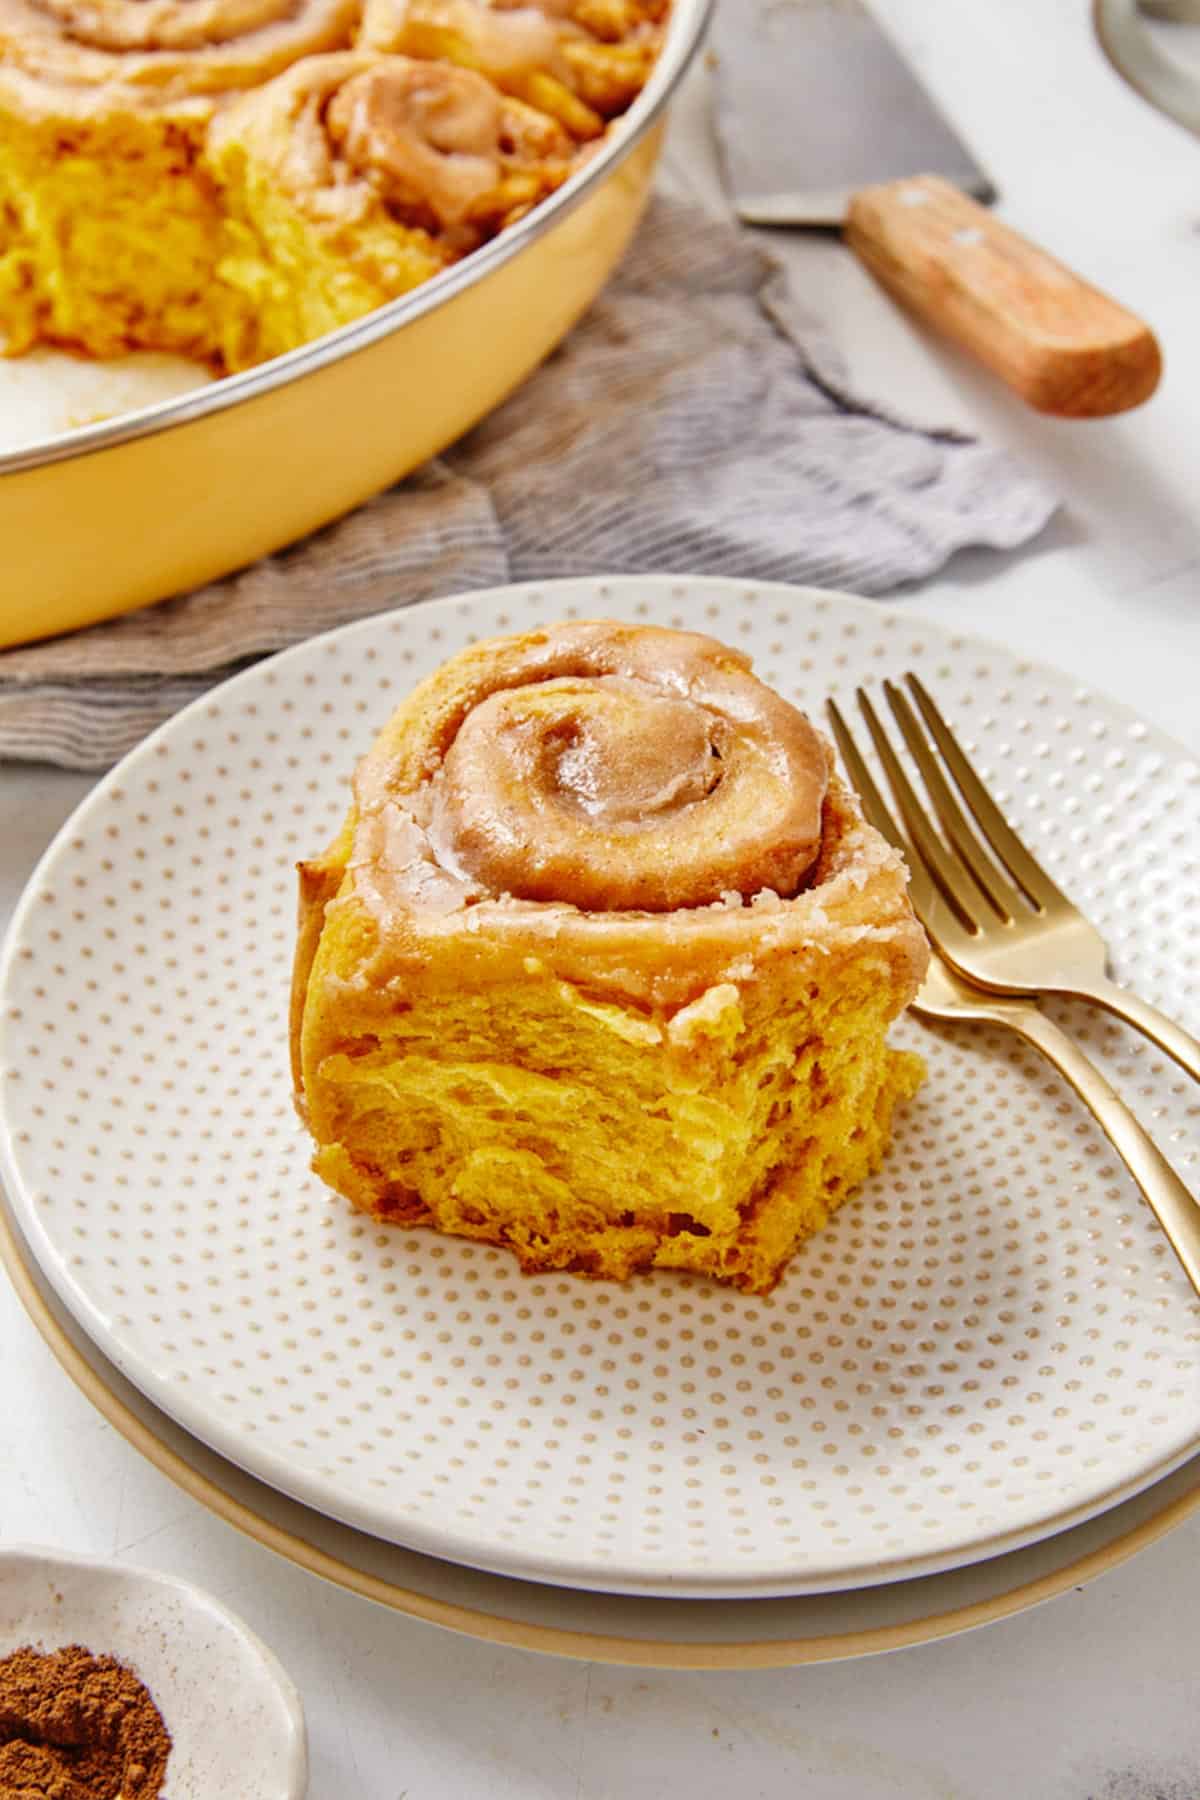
<box><xmin>2</xmin><ymin>575</ymin><xmax>1198</xmax><ymax>1665</ymax></box>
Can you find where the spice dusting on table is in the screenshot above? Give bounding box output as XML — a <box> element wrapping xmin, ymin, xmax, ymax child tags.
<box><xmin>0</xmin><ymin>1645</ymin><xmax>171</xmax><ymax>1800</ymax></box>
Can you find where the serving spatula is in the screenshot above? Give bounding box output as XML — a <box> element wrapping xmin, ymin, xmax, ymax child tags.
<box><xmin>711</xmin><ymin>0</ymin><xmax>1162</xmax><ymax>416</ymax></box>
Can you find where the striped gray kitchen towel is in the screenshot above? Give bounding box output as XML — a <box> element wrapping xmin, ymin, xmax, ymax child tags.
<box><xmin>0</xmin><ymin>196</ymin><xmax>1057</xmax><ymax>769</ymax></box>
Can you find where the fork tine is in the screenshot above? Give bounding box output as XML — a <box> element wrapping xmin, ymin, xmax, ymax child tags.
<box><xmin>881</xmin><ymin>679</ymin><xmax>1029</xmax><ymax>925</ymax></box>
<box><xmin>828</xmin><ymin>698</ymin><xmax>984</xmax><ymax>964</ymax></box>
<box><xmin>826</xmin><ymin>700</ymin><xmax>891</xmax><ymax>835</ymax></box>
<box><xmin>827</xmin><ymin>698</ymin><xmax>920</xmax><ymax>869</ymax></box>
<box><xmin>905</xmin><ymin>674</ymin><xmax>1073</xmax><ymax>915</ymax></box>
<box><xmin>852</xmin><ymin>689</ymin><xmax>986</xmax><ymax>931</ymax></box>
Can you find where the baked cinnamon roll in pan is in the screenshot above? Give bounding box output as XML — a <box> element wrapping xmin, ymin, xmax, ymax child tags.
<box><xmin>0</xmin><ymin>0</ymin><xmax>361</xmax><ymax>359</ymax></box>
<box><xmin>360</xmin><ymin>0</ymin><xmax>669</xmax><ymax>141</ymax></box>
<box><xmin>0</xmin><ymin>0</ymin><xmax>666</xmax><ymax>368</ymax></box>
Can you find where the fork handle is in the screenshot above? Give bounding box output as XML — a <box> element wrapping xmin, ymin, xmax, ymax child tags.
<box><xmin>1006</xmin><ymin>1006</ymin><xmax>1200</xmax><ymax>1298</ymax></box>
<box><xmin>1056</xmin><ymin>979</ymin><xmax>1200</xmax><ymax>1088</ymax></box>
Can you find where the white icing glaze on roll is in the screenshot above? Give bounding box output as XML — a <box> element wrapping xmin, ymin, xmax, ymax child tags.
<box><xmin>353</xmin><ymin>619</ymin><xmax>831</xmax><ymax>916</ymax></box>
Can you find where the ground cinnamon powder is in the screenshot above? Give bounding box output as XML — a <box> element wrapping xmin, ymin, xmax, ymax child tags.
<box><xmin>0</xmin><ymin>1645</ymin><xmax>171</xmax><ymax>1800</ymax></box>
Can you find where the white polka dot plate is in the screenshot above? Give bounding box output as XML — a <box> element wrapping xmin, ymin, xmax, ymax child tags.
<box><xmin>1</xmin><ymin>576</ymin><xmax>1198</xmax><ymax>1599</ymax></box>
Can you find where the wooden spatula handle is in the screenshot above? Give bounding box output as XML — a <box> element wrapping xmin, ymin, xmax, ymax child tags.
<box><xmin>844</xmin><ymin>175</ymin><xmax>1162</xmax><ymax>417</ymax></box>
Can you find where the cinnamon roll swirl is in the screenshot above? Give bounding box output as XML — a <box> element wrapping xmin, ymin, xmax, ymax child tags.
<box><xmin>209</xmin><ymin>50</ymin><xmax>573</xmax><ymax>368</ymax></box>
<box><xmin>0</xmin><ymin>0</ymin><xmax>360</xmax><ymax>95</ymax></box>
<box><xmin>360</xmin><ymin>0</ymin><xmax>667</xmax><ymax>139</ymax></box>
<box><xmin>292</xmin><ymin>620</ymin><xmax>928</xmax><ymax>1296</ymax></box>
<box><xmin>0</xmin><ymin>0</ymin><xmax>359</xmax><ymax>358</ymax></box>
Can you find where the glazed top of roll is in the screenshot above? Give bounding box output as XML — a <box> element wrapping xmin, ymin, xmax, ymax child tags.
<box><xmin>360</xmin><ymin>0</ymin><xmax>667</xmax><ymax>138</ymax></box>
<box><xmin>309</xmin><ymin>618</ymin><xmax>919</xmax><ymax>1012</ymax></box>
<box><xmin>0</xmin><ymin>0</ymin><xmax>360</xmax><ymax>98</ymax></box>
<box><xmin>209</xmin><ymin>50</ymin><xmax>573</xmax><ymax>235</ymax></box>
<box><xmin>355</xmin><ymin>619</ymin><xmax>830</xmax><ymax>915</ymax></box>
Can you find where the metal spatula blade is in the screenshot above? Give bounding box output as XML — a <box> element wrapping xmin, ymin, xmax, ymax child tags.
<box><xmin>706</xmin><ymin>0</ymin><xmax>1160</xmax><ymax>416</ymax></box>
<box><xmin>711</xmin><ymin>0</ymin><xmax>995</xmax><ymax>226</ymax></box>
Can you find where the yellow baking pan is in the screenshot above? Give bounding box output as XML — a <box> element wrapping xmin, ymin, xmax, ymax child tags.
<box><xmin>0</xmin><ymin>0</ymin><xmax>710</xmax><ymax>650</ymax></box>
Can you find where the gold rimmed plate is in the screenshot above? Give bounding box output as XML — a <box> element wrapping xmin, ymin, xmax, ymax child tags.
<box><xmin>0</xmin><ymin>577</ymin><xmax>1198</xmax><ymax>1600</ymax></box>
<box><xmin>3</xmin><ymin>1174</ymin><xmax>1199</xmax><ymax>1667</ymax></box>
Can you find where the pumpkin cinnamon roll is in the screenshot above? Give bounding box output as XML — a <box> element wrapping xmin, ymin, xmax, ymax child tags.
<box><xmin>208</xmin><ymin>50</ymin><xmax>574</xmax><ymax>368</ymax></box>
<box><xmin>0</xmin><ymin>0</ymin><xmax>359</xmax><ymax>358</ymax></box>
<box><xmin>292</xmin><ymin>620</ymin><xmax>929</xmax><ymax>1296</ymax></box>
<box><xmin>360</xmin><ymin>0</ymin><xmax>669</xmax><ymax>140</ymax></box>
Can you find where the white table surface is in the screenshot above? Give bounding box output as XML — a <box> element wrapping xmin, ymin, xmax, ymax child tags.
<box><xmin>3</xmin><ymin>2</ymin><xmax>1199</xmax><ymax>1794</ymax></box>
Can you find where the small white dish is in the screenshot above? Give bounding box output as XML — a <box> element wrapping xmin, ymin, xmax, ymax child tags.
<box><xmin>0</xmin><ymin>1546</ymin><xmax>308</xmax><ymax>1799</ymax></box>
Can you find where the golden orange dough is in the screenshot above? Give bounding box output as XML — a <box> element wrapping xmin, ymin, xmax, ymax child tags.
<box><xmin>291</xmin><ymin>620</ymin><xmax>930</xmax><ymax>1295</ymax></box>
<box><xmin>0</xmin><ymin>0</ymin><xmax>360</xmax><ymax>361</ymax></box>
<box><xmin>0</xmin><ymin>0</ymin><xmax>658</xmax><ymax>369</ymax></box>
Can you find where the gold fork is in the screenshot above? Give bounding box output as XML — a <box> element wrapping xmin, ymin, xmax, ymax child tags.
<box><xmin>828</xmin><ymin>695</ymin><xmax>1200</xmax><ymax>1299</ymax></box>
<box><xmin>835</xmin><ymin>673</ymin><xmax>1200</xmax><ymax>1085</ymax></box>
